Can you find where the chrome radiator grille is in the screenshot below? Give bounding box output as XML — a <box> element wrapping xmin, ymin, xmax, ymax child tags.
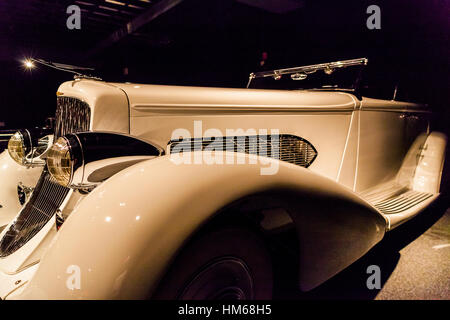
<box><xmin>54</xmin><ymin>96</ymin><xmax>91</xmax><ymax>138</ymax></box>
<box><xmin>169</xmin><ymin>134</ymin><xmax>318</xmax><ymax>168</ymax></box>
<box><xmin>0</xmin><ymin>172</ymin><xmax>68</xmax><ymax>257</ymax></box>
<box><xmin>0</xmin><ymin>97</ymin><xmax>90</xmax><ymax>257</ymax></box>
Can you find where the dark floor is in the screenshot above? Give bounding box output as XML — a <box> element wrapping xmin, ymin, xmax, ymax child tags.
<box><xmin>274</xmin><ymin>195</ymin><xmax>450</xmax><ymax>300</ymax></box>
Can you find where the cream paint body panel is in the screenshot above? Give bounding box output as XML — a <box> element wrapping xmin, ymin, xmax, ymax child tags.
<box><xmin>58</xmin><ymin>80</ymin><xmax>130</xmax><ymax>134</ymax></box>
<box><xmin>337</xmin><ymin>111</ymin><xmax>359</xmax><ymax>189</ymax></box>
<box><xmin>356</xmin><ymin>111</ymin><xmax>407</xmax><ymax>191</ymax></box>
<box><xmin>411</xmin><ymin>132</ymin><xmax>447</xmax><ymax>194</ymax></box>
<box><xmin>18</xmin><ymin>153</ymin><xmax>385</xmax><ymax>299</ymax></box>
<box><xmin>113</xmin><ymin>83</ymin><xmax>357</xmax><ymax>114</ymax></box>
<box><xmin>355</xmin><ymin>97</ymin><xmax>430</xmax><ymax>193</ymax></box>
<box><xmin>0</xmin><ymin>262</ymin><xmax>39</xmax><ymax>300</ymax></box>
<box><xmin>131</xmin><ymin>113</ymin><xmax>352</xmax><ymax>180</ymax></box>
<box><xmin>358</xmin><ymin>97</ymin><xmax>427</xmax><ymax>112</ymax></box>
<box><xmin>396</xmin><ymin>133</ymin><xmax>429</xmax><ymax>188</ymax></box>
<box><xmin>119</xmin><ymin>83</ymin><xmax>358</xmax><ymax>180</ymax></box>
<box><xmin>0</xmin><ymin>150</ymin><xmax>42</xmax><ymax>226</ymax></box>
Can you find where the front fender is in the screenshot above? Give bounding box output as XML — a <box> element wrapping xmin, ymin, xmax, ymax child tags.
<box><xmin>0</xmin><ymin>150</ymin><xmax>42</xmax><ymax>226</ymax></box>
<box><xmin>18</xmin><ymin>152</ymin><xmax>386</xmax><ymax>299</ymax></box>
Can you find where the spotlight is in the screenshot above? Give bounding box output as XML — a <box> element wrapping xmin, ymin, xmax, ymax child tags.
<box><xmin>24</xmin><ymin>59</ymin><xmax>35</xmax><ymax>69</ymax></box>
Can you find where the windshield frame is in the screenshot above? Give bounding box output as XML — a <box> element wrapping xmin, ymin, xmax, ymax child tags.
<box><xmin>247</xmin><ymin>58</ymin><xmax>368</xmax><ymax>98</ymax></box>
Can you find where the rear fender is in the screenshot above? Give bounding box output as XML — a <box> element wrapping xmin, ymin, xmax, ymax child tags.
<box><xmin>19</xmin><ymin>152</ymin><xmax>386</xmax><ymax>299</ymax></box>
<box><xmin>397</xmin><ymin>131</ymin><xmax>447</xmax><ymax>194</ymax></box>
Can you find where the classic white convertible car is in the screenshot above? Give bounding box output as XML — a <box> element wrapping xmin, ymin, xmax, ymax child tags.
<box><xmin>0</xmin><ymin>58</ymin><xmax>446</xmax><ymax>299</ymax></box>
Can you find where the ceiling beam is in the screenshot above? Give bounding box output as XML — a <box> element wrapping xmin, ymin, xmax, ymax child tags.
<box><xmin>86</xmin><ymin>0</ymin><xmax>184</xmax><ymax>58</ymax></box>
<box><xmin>236</xmin><ymin>0</ymin><xmax>305</xmax><ymax>14</ymax></box>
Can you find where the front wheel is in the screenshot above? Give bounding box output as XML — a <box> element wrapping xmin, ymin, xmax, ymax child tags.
<box><xmin>152</xmin><ymin>226</ymin><xmax>273</xmax><ymax>300</ymax></box>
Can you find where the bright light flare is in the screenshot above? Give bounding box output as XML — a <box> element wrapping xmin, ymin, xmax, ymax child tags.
<box><xmin>23</xmin><ymin>59</ymin><xmax>35</xmax><ymax>69</ymax></box>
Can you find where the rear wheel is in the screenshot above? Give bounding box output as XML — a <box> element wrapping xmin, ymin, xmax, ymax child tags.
<box><xmin>152</xmin><ymin>226</ymin><xmax>273</xmax><ymax>300</ymax></box>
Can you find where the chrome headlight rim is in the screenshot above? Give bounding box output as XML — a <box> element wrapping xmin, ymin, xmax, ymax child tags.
<box><xmin>7</xmin><ymin>128</ymin><xmax>53</xmax><ymax>166</ymax></box>
<box><xmin>47</xmin><ymin>132</ymin><xmax>163</xmax><ymax>188</ymax></box>
<box><xmin>7</xmin><ymin>129</ymin><xmax>32</xmax><ymax>165</ymax></box>
<box><xmin>47</xmin><ymin>135</ymin><xmax>82</xmax><ymax>187</ymax></box>
<box><xmin>26</xmin><ymin>134</ymin><xmax>54</xmax><ymax>161</ymax></box>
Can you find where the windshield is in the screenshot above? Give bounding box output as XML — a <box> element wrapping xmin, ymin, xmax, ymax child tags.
<box><xmin>247</xmin><ymin>58</ymin><xmax>367</xmax><ymax>92</ymax></box>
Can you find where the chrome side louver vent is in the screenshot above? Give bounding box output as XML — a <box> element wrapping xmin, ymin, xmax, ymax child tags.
<box><xmin>169</xmin><ymin>134</ymin><xmax>318</xmax><ymax>168</ymax></box>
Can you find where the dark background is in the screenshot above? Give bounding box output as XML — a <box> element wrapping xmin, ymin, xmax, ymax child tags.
<box><xmin>0</xmin><ymin>0</ymin><xmax>448</xmax><ymax>132</ymax></box>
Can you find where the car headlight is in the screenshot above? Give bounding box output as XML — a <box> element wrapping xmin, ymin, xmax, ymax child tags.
<box><xmin>46</xmin><ymin>132</ymin><xmax>162</xmax><ymax>188</ymax></box>
<box><xmin>47</xmin><ymin>137</ymin><xmax>74</xmax><ymax>187</ymax></box>
<box><xmin>8</xmin><ymin>128</ymin><xmax>53</xmax><ymax>167</ymax></box>
<box><xmin>8</xmin><ymin>130</ymin><xmax>31</xmax><ymax>165</ymax></box>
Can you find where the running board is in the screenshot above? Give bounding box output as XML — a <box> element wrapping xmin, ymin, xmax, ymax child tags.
<box><xmin>373</xmin><ymin>190</ymin><xmax>433</xmax><ymax>214</ymax></box>
<box><xmin>361</xmin><ymin>184</ymin><xmax>439</xmax><ymax>230</ymax></box>
<box><xmin>359</xmin><ymin>132</ymin><xmax>447</xmax><ymax>230</ymax></box>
